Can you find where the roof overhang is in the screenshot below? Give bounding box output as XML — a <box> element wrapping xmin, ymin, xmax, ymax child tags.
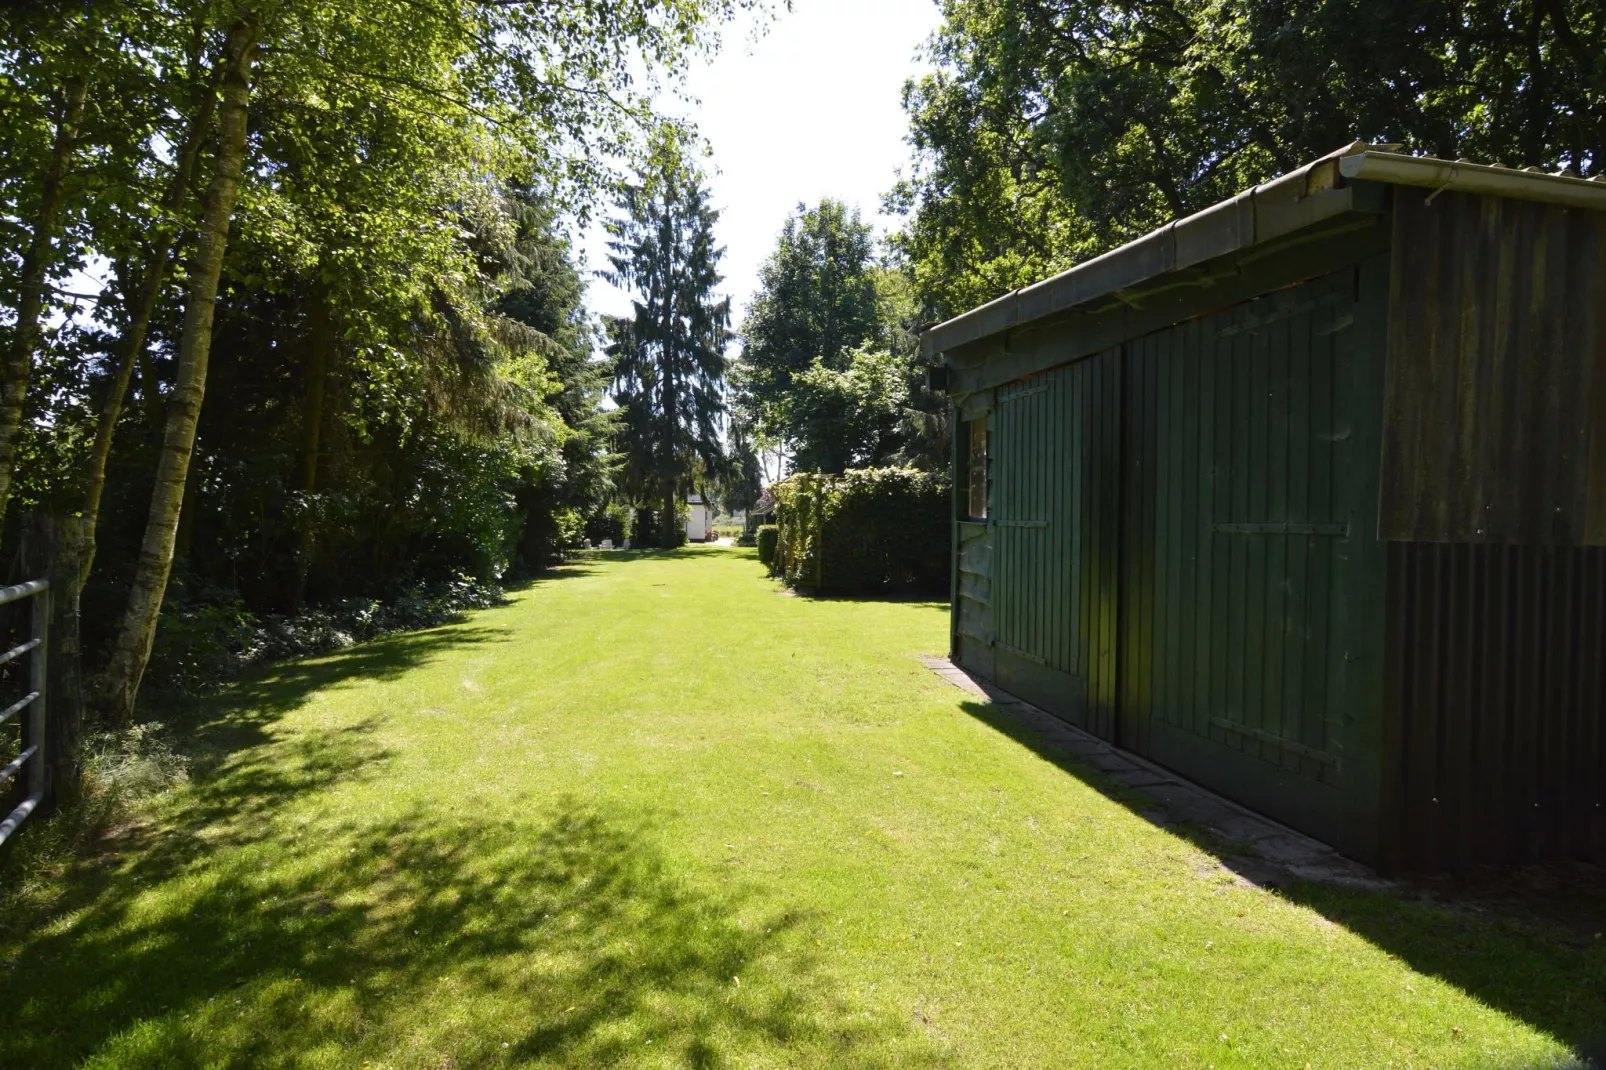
<box><xmin>921</xmin><ymin>145</ymin><xmax>1606</xmax><ymax>361</ymax></box>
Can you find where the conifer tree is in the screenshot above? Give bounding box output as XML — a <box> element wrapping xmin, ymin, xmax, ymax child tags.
<box><xmin>603</xmin><ymin>143</ymin><xmax>731</xmax><ymax>547</ymax></box>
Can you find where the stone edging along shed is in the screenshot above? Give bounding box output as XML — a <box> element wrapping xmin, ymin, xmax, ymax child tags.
<box><xmin>922</xmin><ymin>142</ymin><xmax>1606</xmax><ymax>874</ymax></box>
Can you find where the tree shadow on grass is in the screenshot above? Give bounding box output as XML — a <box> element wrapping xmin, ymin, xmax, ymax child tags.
<box><xmin>1</xmin><ymin>798</ymin><xmax>947</xmax><ymax>1069</ymax></box>
<box><xmin>0</xmin><ymin>624</ymin><xmax>512</xmax><ymax>962</ymax></box>
<box><xmin>955</xmin><ymin>698</ymin><xmax>1606</xmax><ymax>1068</ymax></box>
<box><xmin>1</xmin><ymin>607</ymin><xmax>943</xmax><ymax>1067</ymax></box>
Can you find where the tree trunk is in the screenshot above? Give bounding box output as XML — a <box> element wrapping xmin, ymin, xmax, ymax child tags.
<box><xmin>661</xmin><ymin>486</ymin><xmax>678</xmax><ymax>548</ymax></box>
<box><xmin>97</xmin><ymin>19</ymin><xmax>258</xmax><ymax>724</ymax></box>
<box><xmin>292</xmin><ymin>278</ymin><xmax>331</xmax><ymax>608</ymax></box>
<box><xmin>80</xmin><ymin>74</ymin><xmax>219</xmax><ymax>587</ymax></box>
<box><xmin>0</xmin><ymin>73</ymin><xmax>89</xmax><ymax>536</ymax></box>
<box><xmin>172</xmin><ymin>437</ymin><xmax>202</xmax><ymax>562</ymax></box>
<box><xmin>45</xmin><ymin>514</ymin><xmax>87</xmax><ymax>810</ymax></box>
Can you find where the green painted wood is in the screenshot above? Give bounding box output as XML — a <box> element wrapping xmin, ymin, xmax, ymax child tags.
<box><xmin>981</xmin><ymin>352</ymin><xmax>1125</xmax><ymax>737</ymax></box>
<box><xmin>1115</xmin><ymin>264</ymin><xmax>1389</xmax><ymax>855</ymax></box>
<box><xmin>947</xmin><ymin>245</ymin><xmax>1395</xmax><ymax>863</ymax></box>
<box><xmin>943</xmin><ymin>215</ymin><xmax>1392</xmax><ymax>396</ymax></box>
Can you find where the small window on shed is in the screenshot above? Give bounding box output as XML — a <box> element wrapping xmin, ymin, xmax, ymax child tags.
<box><xmin>966</xmin><ymin>418</ymin><xmax>988</xmax><ymax>519</ymax></box>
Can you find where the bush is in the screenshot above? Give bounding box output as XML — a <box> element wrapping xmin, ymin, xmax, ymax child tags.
<box><xmin>756</xmin><ymin>525</ymin><xmax>780</xmax><ymax>570</ymax></box>
<box><xmin>770</xmin><ymin>468</ymin><xmax>949</xmax><ymax>594</ymax></box>
<box><xmin>584</xmin><ymin>507</ymin><xmax>627</xmax><ymax>546</ymax></box>
<box><xmin>144</xmin><ymin>572</ymin><xmax>503</xmax><ymax>696</ymax></box>
<box><xmin>630</xmin><ymin>506</ymin><xmax>689</xmax><ymax>548</ymax></box>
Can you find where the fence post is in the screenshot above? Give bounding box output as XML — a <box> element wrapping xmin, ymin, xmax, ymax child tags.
<box><xmin>27</xmin><ymin>574</ymin><xmax>48</xmax><ymax>814</ymax></box>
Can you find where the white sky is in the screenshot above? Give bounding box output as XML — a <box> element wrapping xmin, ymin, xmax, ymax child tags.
<box><xmin>581</xmin><ymin>0</ymin><xmax>942</xmax><ymax>327</ymax></box>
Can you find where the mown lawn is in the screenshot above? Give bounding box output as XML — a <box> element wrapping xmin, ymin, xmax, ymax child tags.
<box><xmin>2</xmin><ymin>546</ymin><xmax>1601</xmax><ymax>1068</ymax></box>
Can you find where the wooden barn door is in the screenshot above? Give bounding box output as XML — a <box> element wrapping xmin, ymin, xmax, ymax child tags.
<box><xmin>1115</xmin><ymin>265</ymin><xmax>1386</xmax><ymax>848</ymax></box>
<box><xmin>989</xmin><ymin>355</ymin><xmax>1121</xmax><ymax>738</ymax></box>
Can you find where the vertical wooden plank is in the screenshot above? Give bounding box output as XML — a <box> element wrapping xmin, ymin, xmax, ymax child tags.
<box><xmin>1240</xmin><ymin>316</ymin><xmax>1265</xmax><ymax>753</ymax></box>
<box><xmin>1194</xmin><ymin>311</ymin><xmax>1216</xmax><ymax>742</ymax></box>
<box><xmin>1265</xmin><ymin>304</ymin><xmax>1293</xmax><ymax>767</ymax></box>
<box><xmin>1160</xmin><ymin>326</ymin><xmax>1184</xmax><ymax>754</ymax></box>
<box><xmin>1284</xmin><ymin>291</ymin><xmax>1313</xmax><ymax>762</ymax></box>
<box><xmin>1212</xmin><ymin>309</ymin><xmax>1235</xmax><ymax>749</ymax></box>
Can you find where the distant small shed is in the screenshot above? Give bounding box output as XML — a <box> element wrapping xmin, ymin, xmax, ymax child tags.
<box><xmin>924</xmin><ymin>143</ymin><xmax>1606</xmax><ymax>873</ymax></box>
<box><xmin>686</xmin><ymin>493</ymin><xmax>714</xmax><ymax>542</ymax></box>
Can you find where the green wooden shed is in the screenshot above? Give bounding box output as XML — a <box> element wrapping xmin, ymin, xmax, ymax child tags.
<box><xmin>924</xmin><ymin>143</ymin><xmax>1606</xmax><ymax>873</ymax></box>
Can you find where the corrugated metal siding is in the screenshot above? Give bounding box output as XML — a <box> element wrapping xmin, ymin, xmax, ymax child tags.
<box><xmin>1383</xmin><ymin>543</ymin><xmax>1606</xmax><ymax>871</ymax></box>
<box><xmin>989</xmin><ymin>353</ymin><xmax>1121</xmax><ymax>736</ymax></box>
<box><xmin>1118</xmin><ymin>265</ymin><xmax>1389</xmax><ymax>850</ymax></box>
<box><xmin>1379</xmin><ymin>187</ymin><xmax>1606</xmax><ymax>545</ymax></box>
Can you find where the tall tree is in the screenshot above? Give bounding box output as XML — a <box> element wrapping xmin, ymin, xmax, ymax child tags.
<box><xmin>98</xmin><ymin>15</ymin><xmax>261</xmax><ymax>724</ymax></box>
<box><xmin>733</xmin><ymin>199</ymin><xmax>881</xmax><ymax>451</ymax></box>
<box><xmin>60</xmin><ymin>0</ymin><xmax>753</xmax><ymax>719</ymax></box>
<box><xmin>895</xmin><ymin>0</ymin><xmax>1606</xmax><ymax>317</ymax></box>
<box><xmin>604</xmin><ymin>145</ymin><xmax>731</xmax><ymax>547</ymax></box>
<box><xmin>0</xmin><ymin>8</ymin><xmax>92</xmax><ymax>536</ymax></box>
<box><xmin>80</xmin><ymin>45</ymin><xmax>219</xmax><ymax>585</ymax></box>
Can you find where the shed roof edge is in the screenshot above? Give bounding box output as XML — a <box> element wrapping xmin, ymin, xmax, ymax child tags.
<box><xmin>921</xmin><ymin>147</ymin><xmax>1606</xmax><ymax>359</ymax></box>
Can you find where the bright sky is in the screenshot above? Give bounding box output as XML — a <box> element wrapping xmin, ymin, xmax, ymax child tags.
<box><xmin>581</xmin><ymin>0</ymin><xmax>942</xmax><ymax>327</ymax></box>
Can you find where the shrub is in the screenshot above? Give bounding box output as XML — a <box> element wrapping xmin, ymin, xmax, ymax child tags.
<box><xmin>144</xmin><ymin>572</ymin><xmax>502</xmax><ymax>696</ymax></box>
<box><xmin>756</xmin><ymin>525</ymin><xmax>780</xmax><ymax>570</ymax></box>
<box><xmin>584</xmin><ymin>507</ymin><xmax>627</xmax><ymax>546</ymax></box>
<box><xmin>770</xmin><ymin>468</ymin><xmax>949</xmax><ymax>594</ymax></box>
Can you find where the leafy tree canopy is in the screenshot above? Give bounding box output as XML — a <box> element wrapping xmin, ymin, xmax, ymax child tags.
<box><xmin>893</xmin><ymin>0</ymin><xmax>1606</xmax><ymax>316</ymax></box>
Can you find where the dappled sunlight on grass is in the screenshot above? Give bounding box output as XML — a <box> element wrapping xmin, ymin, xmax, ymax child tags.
<box><xmin>7</xmin><ymin>798</ymin><xmax>938</xmax><ymax>1068</ymax></box>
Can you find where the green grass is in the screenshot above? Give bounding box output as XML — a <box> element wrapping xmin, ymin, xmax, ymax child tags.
<box><xmin>3</xmin><ymin>545</ymin><xmax>1602</xmax><ymax>1068</ymax></box>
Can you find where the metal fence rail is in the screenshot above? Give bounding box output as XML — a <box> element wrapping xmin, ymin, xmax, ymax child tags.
<box><xmin>0</xmin><ymin>579</ymin><xmax>48</xmax><ymax>848</ymax></box>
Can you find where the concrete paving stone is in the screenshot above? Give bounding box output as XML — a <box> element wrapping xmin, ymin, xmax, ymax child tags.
<box><xmin>1111</xmin><ymin>770</ymin><xmax>1176</xmax><ymax>789</ymax></box>
<box><xmin>1250</xmin><ymin>833</ymin><xmax>1336</xmax><ymax>867</ymax></box>
<box><xmin>1203</xmin><ymin>813</ymin><xmax>1287</xmax><ymax>843</ymax></box>
<box><xmin>1084</xmin><ymin>754</ymin><xmax>1139</xmax><ymax>774</ymax></box>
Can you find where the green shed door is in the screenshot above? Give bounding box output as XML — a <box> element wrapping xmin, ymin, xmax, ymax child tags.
<box><xmin>1118</xmin><ymin>265</ymin><xmax>1386</xmax><ymax>848</ymax></box>
<box><xmin>989</xmin><ymin>353</ymin><xmax>1122</xmax><ymax>737</ymax></box>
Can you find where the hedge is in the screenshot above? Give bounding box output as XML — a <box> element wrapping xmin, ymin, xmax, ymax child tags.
<box><xmin>769</xmin><ymin>468</ymin><xmax>949</xmax><ymax>594</ymax></box>
<box><xmin>756</xmin><ymin>525</ymin><xmax>779</xmax><ymax>569</ymax></box>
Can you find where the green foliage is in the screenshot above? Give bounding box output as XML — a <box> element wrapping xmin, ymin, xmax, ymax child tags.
<box><xmin>787</xmin><ymin>345</ymin><xmax>912</xmax><ymax>474</ymax></box>
<box><xmin>755</xmin><ymin>524</ymin><xmax>779</xmax><ymax>569</ymax></box>
<box><xmin>631</xmin><ymin>505</ymin><xmax>689</xmax><ymax>549</ymax></box>
<box><xmin>1</xmin><ymin>0</ymin><xmax>764</xmax><ymax>714</ymax></box>
<box><xmin>733</xmin><ymin>203</ymin><xmax>948</xmax><ymax>472</ymax></box>
<box><xmin>770</xmin><ymin>468</ymin><xmax>948</xmax><ymax>593</ymax></box>
<box><xmin>894</xmin><ymin>0</ymin><xmax>1606</xmax><ymax>318</ymax></box>
<box><xmin>583</xmin><ymin>506</ymin><xmax>629</xmax><ymax>547</ymax></box>
<box><xmin>735</xmin><ymin>199</ymin><xmax>882</xmax><ymax>432</ymax></box>
<box><xmin>144</xmin><ymin>572</ymin><xmax>504</xmax><ymax>696</ymax></box>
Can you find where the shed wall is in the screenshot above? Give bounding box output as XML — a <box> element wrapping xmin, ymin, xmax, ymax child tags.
<box><xmin>1379</xmin><ymin>187</ymin><xmax>1606</xmax><ymax>545</ymax></box>
<box><xmin>952</xmin><ymin>259</ymin><xmax>1391</xmax><ymax>859</ymax></box>
<box><xmin>1382</xmin><ymin>543</ymin><xmax>1606</xmax><ymax>871</ymax></box>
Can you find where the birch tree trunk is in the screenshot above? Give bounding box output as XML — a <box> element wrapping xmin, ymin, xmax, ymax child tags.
<box><xmin>97</xmin><ymin>19</ymin><xmax>258</xmax><ymax>724</ymax></box>
<box><xmin>80</xmin><ymin>75</ymin><xmax>219</xmax><ymax>586</ymax></box>
<box><xmin>0</xmin><ymin>72</ymin><xmax>89</xmax><ymax>535</ymax></box>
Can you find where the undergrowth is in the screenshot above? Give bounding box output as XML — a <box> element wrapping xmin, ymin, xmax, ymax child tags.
<box><xmin>0</xmin><ymin>721</ymin><xmax>189</xmax><ymax>909</ymax></box>
<box><xmin>147</xmin><ymin>571</ymin><xmax>504</xmax><ymax>695</ymax></box>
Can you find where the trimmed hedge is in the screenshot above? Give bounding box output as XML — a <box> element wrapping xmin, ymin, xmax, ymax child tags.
<box><xmin>770</xmin><ymin>468</ymin><xmax>949</xmax><ymax>594</ymax></box>
<box><xmin>756</xmin><ymin>525</ymin><xmax>780</xmax><ymax>569</ymax></box>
